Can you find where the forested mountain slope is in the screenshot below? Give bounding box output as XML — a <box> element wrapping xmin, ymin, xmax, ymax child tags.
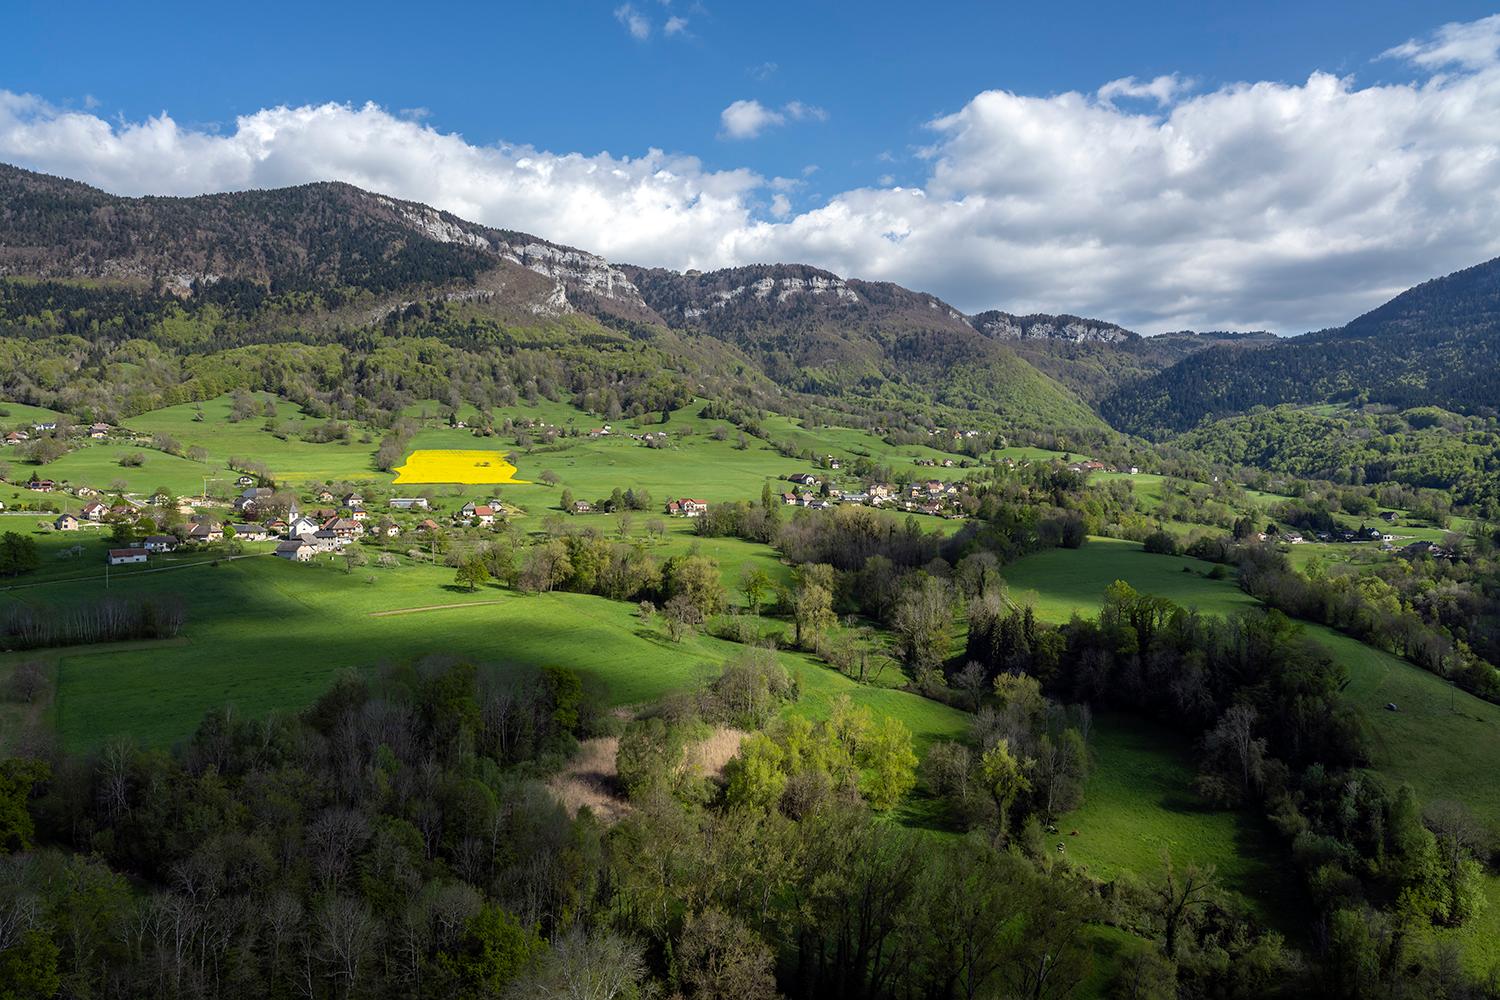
<box><xmin>1102</xmin><ymin>257</ymin><xmax>1500</xmax><ymax>437</ymax></box>
<box><xmin>0</xmin><ymin>163</ymin><xmax>1103</xmax><ymax>434</ymax></box>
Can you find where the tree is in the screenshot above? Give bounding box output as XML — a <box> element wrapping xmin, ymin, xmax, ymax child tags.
<box><xmin>892</xmin><ymin>575</ymin><xmax>953</xmax><ymax>682</ymax></box>
<box><xmin>676</xmin><ymin>908</ymin><xmax>779</xmax><ymax>1000</ymax></box>
<box><xmin>859</xmin><ymin>716</ymin><xmax>918</xmax><ymax>810</ymax></box>
<box><xmin>1152</xmin><ymin>852</ymin><xmax>1217</xmax><ymax>956</ymax></box>
<box><xmin>0</xmin><ymin>533</ymin><xmax>41</xmax><ymax>577</ymax></box>
<box><xmin>432</xmin><ymin>904</ymin><xmax>544</xmax><ymax>999</ymax></box>
<box><xmin>455</xmin><ymin>557</ymin><xmax>491</xmax><ymax>592</ymax></box>
<box><xmin>514</xmin><ymin>926</ymin><xmax>649</xmax><ymax>1000</ymax></box>
<box><xmin>955</xmin><ymin>660</ymin><xmax>988</xmax><ymax>713</ymax></box>
<box><xmin>979</xmin><ymin>739</ymin><xmax>1030</xmax><ymax>846</ymax></box>
<box><xmin>0</xmin><ymin>929</ymin><xmax>61</xmax><ymax>1000</ymax></box>
<box><xmin>663</xmin><ymin>593</ymin><xmax>702</xmax><ymax>642</ymax></box>
<box><xmin>0</xmin><ymin>758</ymin><xmax>50</xmax><ymax>853</ymax></box>
<box><xmin>538</xmin><ymin>469</ymin><xmax>559</xmax><ymax>487</ymax></box>
<box><xmin>739</xmin><ymin>566</ymin><xmax>772</xmax><ymax>616</ymax></box>
<box><xmin>793</xmin><ymin>579</ymin><xmax>835</xmax><ymax>650</ymax></box>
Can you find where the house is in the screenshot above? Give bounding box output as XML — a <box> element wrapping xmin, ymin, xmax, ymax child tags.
<box><xmin>74</xmin><ymin>486</ymin><xmax>99</xmax><ymax>498</ymax></box>
<box><xmin>27</xmin><ymin>478</ymin><xmax>55</xmax><ymax>493</ymax></box>
<box><xmin>311</xmin><ymin>529</ymin><xmax>343</xmax><ymax>551</ymax></box>
<box><xmin>348</xmin><ymin>506</ymin><xmax>368</xmax><ymax>521</ymax></box>
<box><xmin>418</xmin><ymin>518</ymin><xmax>441</xmax><ymax>532</ymax></box>
<box><xmin>80</xmin><ymin>501</ymin><xmax>109</xmax><ymax>522</ymax></box>
<box><xmin>868</xmin><ymin>484</ymin><xmax>893</xmax><ymax>501</ymax></box>
<box><xmin>342</xmin><ymin>492</ymin><xmax>364</xmax><ymax>507</ymax></box>
<box><xmin>787</xmin><ymin>473</ymin><xmax>819</xmax><ymax>487</ymax></box>
<box><xmin>570</xmin><ymin>500</ymin><xmax>594</xmax><ymax>514</ymax></box>
<box><xmin>264</xmin><ymin>519</ymin><xmax>288</xmax><ymax>535</ymax></box>
<box><xmin>108</xmin><ymin>504</ymin><xmax>138</xmax><ymax>521</ymax></box>
<box><xmin>322</xmin><ymin>516</ymin><xmax>363</xmax><ymax>539</ymax></box>
<box><xmin>382</xmin><ymin>522</ymin><xmax>401</xmax><ymax>538</ymax></box>
<box><xmin>53</xmin><ymin>513</ymin><xmax>79</xmax><ymax>531</ymax></box>
<box><xmin>186</xmin><ymin>522</ymin><xmax>223</xmax><ymax>543</ymax></box>
<box><xmin>0</xmin><ymin>500</ymin><xmax>5</xmax><ymax>511</ymax></box>
<box><xmin>459</xmin><ymin>501</ymin><xmax>479</xmax><ymax>518</ymax></box>
<box><xmin>314</xmin><ymin>489</ymin><xmax>335</xmax><ymax>503</ymax></box>
<box><xmin>4</xmin><ymin>430</ymin><xmax>28</xmax><ymax>445</ymax></box>
<box><xmin>1380</xmin><ymin>511</ymin><xmax>1400</xmax><ymax>524</ymax></box>
<box><xmin>274</xmin><ymin>539</ymin><xmax>315</xmax><ymax>562</ymax></box>
<box><xmin>89</xmin><ymin>422</ymin><xmax>112</xmax><ymax>439</ymax></box>
<box><xmin>1401</xmin><ymin>540</ymin><xmax>1449</xmax><ymax>559</ymax></box>
<box><xmin>286</xmin><ymin>512</ymin><xmax>320</xmax><ymax>537</ymax></box>
<box><xmin>667</xmin><ymin>498</ymin><xmax>708</xmax><ymax>518</ymax></box>
<box><xmin>235</xmin><ymin>474</ymin><xmax>257</xmax><ymax>488</ymax></box>
<box><xmin>229</xmin><ymin>523</ymin><xmax>270</xmax><ymax>542</ymax></box>
<box><xmin>143</xmin><ymin>535</ymin><xmax>178</xmax><ymax>553</ymax></box>
<box><xmin>107</xmin><ymin>547</ymin><xmax>148</xmax><ymax>566</ymax></box>
<box><xmin>389</xmin><ymin>497</ymin><xmax>430</xmax><ymax>510</ymax></box>
<box><xmin>1284</xmin><ymin>532</ymin><xmax>1304</xmax><ymax>544</ymax></box>
<box><xmin>780</xmin><ymin>492</ymin><xmax>798</xmax><ymax>505</ymax></box>
<box><xmin>828</xmin><ymin>458</ymin><xmax>842</xmax><ymax>470</ymax></box>
<box><xmin>32</xmin><ymin>421</ymin><xmax>56</xmax><ymax>432</ymax></box>
<box><xmin>233</xmin><ymin>487</ymin><xmax>273</xmax><ymax>513</ymax></box>
<box><xmin>472</xmin><ymin>505</ymin><xmax>496</xmax><ymax>527</ymax></box>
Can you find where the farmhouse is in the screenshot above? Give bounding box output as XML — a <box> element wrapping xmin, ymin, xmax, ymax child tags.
<box><xmin>471</xmin><ymin>505</ymin><xmax>496</xmax><ymax>526</ymax></box>
<box><xmin>418</xmin><ymin>518</ymin><xmax>441</xmax><ymax>532</ymax></box>
<box><xmin>314</xmin><ymin>489</ymin><xmax>335</xmax><ymax>503</ymax></box>
<box><xmin>186</xmin><ymin>521</ymin><xmax>223</xmax><ymax>543</ymax></box>
<box><xmin>108</xmin><ymin>504</ymin><xmax>138</xmax><ymax>521</ymax></box>
<box><xmin>107</xmin><ymin>547</ymin><xmax>148</xmax><ymax>566</ymax></box>
<box><xmin>80</xmin><ymin>500</ymin><xmax>109</xmax><ymax>521</ymax></box>
<box><xmin>53</xmin><ymin>513</ymin><xmax>79</xmax><ymax>531</ymax></box>
<box><xmin>322</xmin><ymin>516</ymin><xmax>364</xmax><ymax>539</ymax></box>
<box><xmin>787</xmin><ymin>473</ymin><xmax>819</xmax><ymax>487</ymax></box>
<box><xmin>143</xmin><ymin>534</ymin><xmax>178</xmax><ymax>553</ymax></box>
<box><xmin>27</xmin><ymin>478</ymin><xmax>56</xmax><ymax>492</ymax></box>
<box><xmin>310</xmin><ymin>529</ymin><xmax>344</xmax><ymax>551</ymax></box>
<box><xmin>342</xmin><ymin>492</ymin><xmax>364</xmax><ymax>506</ymax></box>
<box><xmin>229</xmin><ymin>523</ymin><xmax>271</xmax><ymax>541</ymax></box>
<box><xmin>348</xmin><ymin>505</ymin><xmax>368</xmax><ymax>521</ymax></box>
<box><xmin>666</xmin><ymin>498</ymin><xmax>708</xmax><ymax>517</ymax></box>
<box><xmin>89</xmin><ymin>422</ymin><xmax>112</xmax><ymax>439</ymax></box>
<box><xmin>4</xmin><ymin>431</ymin><xmax>28</xmax><ymax>445</ymax></box>
<box><xmin>570</xmin><ymin>500</ymin><xmax>594</xmax><ymax>514</ymax></box>
<box><xmin>274</xmin><ymin>539</ymin><xmax>314</xmax><ymax>562</ymax></box>
<box><xmin>388</xmin><ymin>497</ymin><xmax>430</xmax><ymax>510</ymax></box>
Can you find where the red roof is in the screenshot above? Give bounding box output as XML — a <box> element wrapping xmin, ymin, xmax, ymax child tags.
<box><xmin>109</xmin><ymin>548</ymin><xmax>148</xmax><ymax>558</ymax></box>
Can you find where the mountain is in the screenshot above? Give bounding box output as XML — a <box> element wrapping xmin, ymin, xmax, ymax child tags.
<box><xmin>621</xmin><ymin>262</ymin><xmax>1099</xmax><ymax>427</ymax></box>
<box><xmin>0</xmin><ymin>163</ymin><xmax>1101</xmax><ymax>433</ymax></box>
<box><xmin>1102</xmin><ymin>257</ymin><xmax>1500</xmax><ymax>437</ymax></box>
<box><xmin>969</xmin><ymin>317</ymin><xmax>1277</xmax><ymax>406</ymax></box>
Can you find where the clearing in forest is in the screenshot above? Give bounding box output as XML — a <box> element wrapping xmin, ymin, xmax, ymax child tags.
<box><xmin>393</xmin><ymin>449</ymin><xmax>527</xmax><ymax>484</ymax></box>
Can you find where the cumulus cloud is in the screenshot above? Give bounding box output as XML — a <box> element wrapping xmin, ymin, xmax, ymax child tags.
<box><xmin>664</xmin><ymin>15</ymin><xmax>689</xmax><ymax>36</ymax></box>
<box><xmin>718</xmin><ymin>99</ymin><xmax>826</xmax><ymax>139</ymax></box>
<box><xmin>4</xmin><ymin>16</ymin><xmax>1500</xmax><ymax>333</ymax></box>
<box><xmin>718</xmin><ymin>99</ymin><xmax>782</xmax><ymax>139</ymax></box>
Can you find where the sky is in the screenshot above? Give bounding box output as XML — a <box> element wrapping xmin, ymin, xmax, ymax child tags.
<box><xmin>3</xmin><ymin>1</ymin><xmax>1500</xmax><ymax>334</ymax></box>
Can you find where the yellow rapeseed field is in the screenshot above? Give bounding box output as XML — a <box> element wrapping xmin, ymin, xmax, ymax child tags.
<box><xmin>392</xmin><ymin>450</ymin><xmax>527</xmax><ymax>485</ymax></box>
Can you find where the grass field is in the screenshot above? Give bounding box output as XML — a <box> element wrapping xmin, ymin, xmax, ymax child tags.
<box><xmin>1065</xmin><ymin>713</ymin><xmax>1303</xmax><ymax>931</ymax></box>
<box><xmin>0</xmin><ymin>541</ymin><xmax>951</xmax><ymax>755</ymax></box>
<box><xmin>0</xmin><ymin>401</ymin><xmax>66</xmax><ymax>427</ymax></box>
<box><xmin>1003</xmin><ymin>536</ymin><xmax>1257</xmax><ymax>621</ymax></box>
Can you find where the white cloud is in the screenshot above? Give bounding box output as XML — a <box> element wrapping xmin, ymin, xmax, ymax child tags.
<box><xmin>1096</xmin><ymin>73</ymin><xmax>1192</xmax><ymax>107</ymax></box>
<box><xmin>749</xmin><ymin>61</ymin><xmax>778</xmax><ymax>81</ymax></box>
<box><xmin>718</xmin><ymin>99</ymin><xmax>782</xmax><ymax>139</ymax></box>
<box><xmin>4</xmin><ymin>16</ymin><xmax>1500</xmax><ymax>333</ymax></box>
<box><xmin>614</xmin><ymin>4</ymin><xmax>651</xmax><ymax>40</ymax></box>
<box><xmin>718</xmin><ymin>99</ymin><xmax>825</xmax><ymax>139</ymax></box>
<box><xmin>664</xmin><ymin>15</ymin><xmax>688</xmax><ymax>35</ymax></box>
<box><xmin>1383</xmin><ymin>13</ymin><xmax>1500</xmax><ymax>70</ymax></box>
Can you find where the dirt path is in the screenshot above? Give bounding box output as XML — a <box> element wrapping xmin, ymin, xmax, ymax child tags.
<box><xmin>368</xmin><ymin>600</ymin><xmax>507</xmax><ymax>617</ymax></box>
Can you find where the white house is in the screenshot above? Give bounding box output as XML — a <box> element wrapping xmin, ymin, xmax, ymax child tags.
<box><xmin>107</xmin><ymin>547</ymin><xmax>148</xmax><ymax>566</ymax></box>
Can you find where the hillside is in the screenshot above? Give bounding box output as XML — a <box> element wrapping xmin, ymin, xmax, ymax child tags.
<box><xmin>1102</xmin><ymin>256</ymin><xmax>1500</xmax><ymax>436</ymax></box>
<box><xmin>621</xmin><ymin>263</ymin><xmax>1100</xmax><ymax>426</ymax></box>
<box><xmin>0</xmin><ymin>163</ymin><xmax>1101</xmax><ymax>434</ymax></box>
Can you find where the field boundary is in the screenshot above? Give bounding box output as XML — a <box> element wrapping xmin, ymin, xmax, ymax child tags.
<box><xmin>369</xmin><ymin>600</ymin><xmax>508</xmax><ymax>617</ymax></box>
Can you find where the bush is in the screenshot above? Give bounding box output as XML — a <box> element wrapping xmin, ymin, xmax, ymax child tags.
<box><xmin>1142</xmin><ymin>529</ymin><xmax>1180</xmax><ymax>556</ymax></box>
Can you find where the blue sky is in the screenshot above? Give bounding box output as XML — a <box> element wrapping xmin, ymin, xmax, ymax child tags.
<box><xmin>4</xmin><ymin>2</ymin><xmax>1500</xmax><ymax>331</ymax></box>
